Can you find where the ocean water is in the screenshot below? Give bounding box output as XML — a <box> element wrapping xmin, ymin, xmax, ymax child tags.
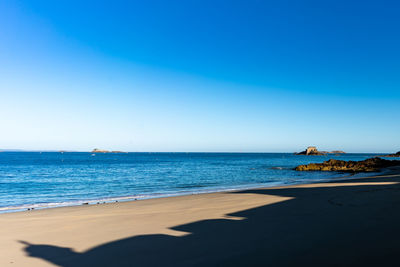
<box><xmin>0</xmin><ymin>152</ymin><xmax>382</xmax><ymax>213</ymax></box>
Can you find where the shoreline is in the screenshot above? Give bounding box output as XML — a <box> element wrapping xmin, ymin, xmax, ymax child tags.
<box><xmin>1</xmin><ymin>169</ymin><xmax>400</xmax><ymax>266</ymax></box>
<box><xmin>1</xmin><ymin>152</ymin><xmax>392</xmax><ymax>215</ymax></box>
<box><xmin>0</xmin><ymin>169</ymin><xmax>384</xmax><ymax>214</ymax></box>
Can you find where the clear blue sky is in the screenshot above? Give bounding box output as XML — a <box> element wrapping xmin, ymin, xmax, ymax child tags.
<box><xmin>0</xmin><ymin>0</ymin><xmax>399</xmax><ymax>152</ymax></box>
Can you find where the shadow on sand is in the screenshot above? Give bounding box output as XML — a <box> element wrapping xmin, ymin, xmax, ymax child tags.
<box><xmin>20</xmin><ymin>175</ymin><xmax>400</xmax><ymax>266</ymax></box>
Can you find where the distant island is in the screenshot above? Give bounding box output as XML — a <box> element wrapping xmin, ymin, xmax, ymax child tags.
<box><xmin>91</xmin><ymin>148</ymin><xmax>126</xmax><ymax>153</ymax></box>
<box><xmin>295</xmin><ymin>146</ymin><xmax>345</xmax><ymax>156</ymax></box>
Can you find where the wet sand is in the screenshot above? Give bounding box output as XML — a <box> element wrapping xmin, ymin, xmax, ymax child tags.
<box><xmin>1</xmin><ymin>170</ymin><xmax>400</xmax><ymax>266</ymax></box>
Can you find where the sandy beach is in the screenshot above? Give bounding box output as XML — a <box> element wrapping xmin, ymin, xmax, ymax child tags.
<box><xmin>2</xmin><ymin>170</ymin><xmax>400</xmax><ymax>266</ymax></box>
<box><xmin>3</xmin><ymin>0</ymin><xmax>399</xmax><ymax>265</ymax></box>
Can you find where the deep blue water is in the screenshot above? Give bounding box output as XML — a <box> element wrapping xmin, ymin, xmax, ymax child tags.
<box><xmin>0</xmin><ymin>152</ymin><xmax>383</xmax><ymax>213</ymax></box>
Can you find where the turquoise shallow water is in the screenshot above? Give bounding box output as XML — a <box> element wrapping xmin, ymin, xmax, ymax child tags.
<box><xmin>0</xmin><ymin>152</ymin><xmax>381</xmax><ymax>213</ymax></box>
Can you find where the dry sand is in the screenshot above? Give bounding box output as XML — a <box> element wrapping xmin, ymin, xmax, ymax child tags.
<box><xmin>1</xmin><ymin>171</ymin><xmax>400</xmax><ymax>266</ymax></box>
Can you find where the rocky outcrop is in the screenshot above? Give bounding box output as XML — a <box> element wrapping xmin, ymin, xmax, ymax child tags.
<box><xmin>295</xmin><ymin>146</ymin><xmax>324</xmax><ymax>155</ymax></box>
<box><xmin>380</xmin><ymin>151</ymin><xmax>400</xmax><ymax>158</ymax></box>
<box><xmin>91</xmin><ymin>149</ymin><xmax>126</xmax><ymax>153</ymax></box>
<box><xmin>91</xmin><ymin>148</ymin><xmax>110</xmax><ymax>153</ymax></box>
<box><xmin>295</xmin><ymin>146</ymin><xmax>345</xmax><ymax>156</ymax></box>
<box><xmin>295</xmin><ymin>157</ymin><xmax>400</xmax><ymax>172</ymax></box>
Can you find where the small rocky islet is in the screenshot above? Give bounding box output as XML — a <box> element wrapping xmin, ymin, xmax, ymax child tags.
<box><xmin>295</xmin><ymin>146</ymin><xmax>345</xmax><ymax>156</ymax></box>
<box><xmin>91</xmin><ymin>148</ymin><xmax>126</xmax><ymax>153</ymax></box>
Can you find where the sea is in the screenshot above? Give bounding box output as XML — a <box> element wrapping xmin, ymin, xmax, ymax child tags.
<box><xmin>0</xmin><ymin>152</ymin><xmax>384</xmax><ymax>213</ymax></box>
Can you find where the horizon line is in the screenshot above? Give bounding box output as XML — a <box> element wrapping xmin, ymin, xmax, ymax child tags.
<box><xmin>0</xmin><ymin>149</ymin><xmax>394</xmax><ymax>154</ymax></box>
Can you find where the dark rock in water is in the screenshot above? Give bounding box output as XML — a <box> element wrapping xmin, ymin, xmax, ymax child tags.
<box><xmin>295</xmin><ymin>146</ymin><xmax>345</xmax><ymax>156</ymax></box>
<box><xmin>380</xmin><ymin>151</ymin><xmax>400</xmax><ymax>158</ymax></box>
<box><xmin>270</xmin><ymin>167</ymin><xmax>283</xmax><ymax>170</ymax></box>
<box><xmin>295</xmin><ymin>157</ymin><xmax>400</xmax><ymax>172</ymax></box>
